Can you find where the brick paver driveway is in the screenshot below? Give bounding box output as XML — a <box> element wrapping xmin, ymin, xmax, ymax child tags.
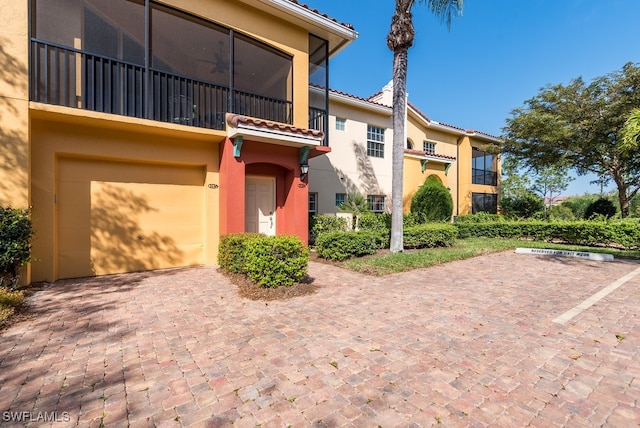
<box><xmin>1</xmin><ymin>251</ymin><xmax>639</xmax><ymax>427</ymax></box>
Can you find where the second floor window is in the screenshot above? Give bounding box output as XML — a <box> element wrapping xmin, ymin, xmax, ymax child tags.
<box><xmin>423</xmin><ymin>141</ymin><xmax>436</xmax><ymax>154</ymax></box>
<box><xmin>367</xmin><ymin>195</ymin><xmax>385</xmax><ymax>213</ymax></box>
<box><xmin>335</xmin><ymin>117</ymin><xmax>346</xmax><ymax>131</ymax></box>
<box><xmin>472</xmin><ymin>147</ymin><xmax>498</xmax><ymax>186</ymax></box>
<box><xmin>335</xmin><ymin>193</ymin><xmax>346</xmax><ymax>208</ymax></box>
<box><xmin>367</xmin><ymin>125</ymin><xmax>385</xmax><ymax>158</ymax></box>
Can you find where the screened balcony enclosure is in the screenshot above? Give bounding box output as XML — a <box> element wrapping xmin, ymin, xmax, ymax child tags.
<box><xmin>29</xmin><ymin>0</ymin><xmax>319</xmax><ymax>136</ymax></box>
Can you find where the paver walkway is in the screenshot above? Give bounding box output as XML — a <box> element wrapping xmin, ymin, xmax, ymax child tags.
<box><xmin>1</xmin><ymin>251</ymin><xmax>639</xmax><ymax>427</ymax></box>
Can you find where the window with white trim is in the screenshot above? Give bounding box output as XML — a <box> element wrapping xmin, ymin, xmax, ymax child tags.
<box><xmin>423</xmin><ymin>141</ymin><xmax>436</xmax><ymax>154</ymax></box>
<box><xmin>335</xmin><ymin>117</ymin><xmax>346</xmax><ymax>131</ymax></box>
<box><xmin>367</xmin><ymin>195</ymin><xmax>385</xmax><ymax>213</ymax></box>
<box><xmin>308</xmin><ymin>193</ymin><xmax>317</xmax><ymax>214</ymax></box>
<box><xmin>367</xmin><ymin>125</ymin><xmax>385</xmax><ymax>158</ymax></box>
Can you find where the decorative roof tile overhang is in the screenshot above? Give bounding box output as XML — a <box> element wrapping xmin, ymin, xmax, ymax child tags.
<box><xmin>404</xmin><ymin>149</ymin><xmax>456</xmax><ymax>175</ymax></box>
<box><xmin>239</xmin><ymin>0</ymin><xmax>358</xmax><ymax>57</ymax></box>
<box><xmin>226</xmin><ymin>114</ymin><xmax>329</xmax><ymax>159</ymax></box>
<box><xmin>404</xmin><ymin>149</ymin><xmax>456</xmax><ymax>164</ymax></box>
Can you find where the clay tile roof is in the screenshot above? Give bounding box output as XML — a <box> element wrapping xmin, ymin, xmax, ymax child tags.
<box><xmin>407</xmin><ymin>101</ymin><xmax>431</xmax><ymax>122</ymax></box>
<box><xmin>227</xmin><ymin>114</ymin><xmax>324</xmax><ymax>138</ymax></box>
<box><xmin>468</xmin><ymin>129</ymin><xmax>502</xmax><ymax>140</ymax></box>
<box><xmin>286</xmin><ymin>0</ymin><xmax>355</xmax><ymax>30</ymax></box>
<box><xmin>329</xmin><ymin>88</ymin><xmax>390</xmax><ymax>109</ymax></box>
<box><xmin>404</xmin><ymin>148</ymin><xmax>456</xmax><ymax>161</ymax></box>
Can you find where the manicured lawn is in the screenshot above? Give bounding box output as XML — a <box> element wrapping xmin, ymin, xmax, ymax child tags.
<box><xmin>342</xmin><ymin>238</ymin><xmax>640</xmax><ymax>275</ymax></box>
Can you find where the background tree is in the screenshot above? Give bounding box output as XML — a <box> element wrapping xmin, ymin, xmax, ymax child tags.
<box><xmin>500</xmin><ymin>191</ymin><xmax>544</xmax><ymax>219</ymax></box>
<box><xmin>387</xmin><ymin>0</ymin><xmax>463</xmax><ymax>253</ymax></box>
<box><xmin>502</xmin><ymin>62</ymin><xmax>640</xmax><ymax>217</ymax></box>
<box><xmin>584</xmin><ymin>198</ymin><xmax>617</xmax><ymax>219</ymax></box>
<box><xmin>561</xmin><ymin>195</ymin><xmax>599</xmax><ymax>219</ymax></box>
<box><xmin>621</xmin><ymin>108</ymin><xmax>640</xmax><ymax>153</ymax></box>
<box><xmin>500</xmin><ymin>156</ymin><xmax>532</xmax><ymax>199</ymax></box>
<box><xmin>531</xmin><ymin>166</ymin><xmax>573</xmax><ymax>212</ymax></box>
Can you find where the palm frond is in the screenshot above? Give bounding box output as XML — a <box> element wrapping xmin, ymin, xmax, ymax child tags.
<box><xmin>425</xmin><ymin>0</ymin><xmax>464</xmax><ymax>29</ymax></box>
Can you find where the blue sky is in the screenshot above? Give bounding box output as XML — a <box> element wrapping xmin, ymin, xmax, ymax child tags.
<box><xmin>302</xmin><ymin>0</ymin><xmax>640</xmax><ymax>196</ymax></box>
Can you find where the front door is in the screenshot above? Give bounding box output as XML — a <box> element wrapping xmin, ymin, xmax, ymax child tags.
<box><xmin>245</xmin><ymin>177</ymin><xmax>275</xmax><ymax>236</ymax></box>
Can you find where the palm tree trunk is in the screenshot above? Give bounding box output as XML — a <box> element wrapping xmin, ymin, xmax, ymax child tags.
<box><xmin>390</xmin><ymin>47</ymin><xmax>408</xmax><ymax>253</ymax></box>
<box><xmin>387</xmin><ymin>0</ymin><xmax>414</xmax><ymax>253</ymax></box>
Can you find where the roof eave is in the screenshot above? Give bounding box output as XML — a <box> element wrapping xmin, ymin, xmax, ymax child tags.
<box><xmin>250</xmin><ymin>0</ymin><xmax>358</xmax><ymax>57</ymax></box>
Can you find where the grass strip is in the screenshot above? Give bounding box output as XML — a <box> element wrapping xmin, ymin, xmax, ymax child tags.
<box><xmin>343</xmin><ymin>238</ymin><xmax>640</xmax><ymax>275</ymax></box>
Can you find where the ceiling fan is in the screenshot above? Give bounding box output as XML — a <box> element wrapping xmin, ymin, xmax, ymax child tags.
<box><xmin>197</xmin><ymin>41</ymin><xmax>232</xmax><ymax>74</ymax></box>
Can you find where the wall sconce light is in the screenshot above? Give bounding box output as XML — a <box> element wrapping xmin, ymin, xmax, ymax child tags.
<box><xmin>300</xmin><ymin>163</ymin><xmax>309</xmax><ymax>181</ymax></box>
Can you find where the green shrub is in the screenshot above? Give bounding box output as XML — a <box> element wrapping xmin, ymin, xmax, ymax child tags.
<box><xmin>455</xmin><ymin>213</ymin><xmax>505</xmax><ymax>224</ymax></box>
<box><xmin>1</xmin><ymin>207</ymin><xmax>34</xmax><ymax>290</ymax></box>
<box><xmin>315</xmin><ymin>231</ymin><xmax>380</xmax><ymax>261</ymax></box>
<box><xmin>243</xmin><ymin>236</ymin><xmax>309</xmax><ymax>288</ymax></box>
<box><xmin>548</xmin><ymin>204</ymin><xmax>576</xmax><ymax>221</ymax></box>
<box><xmin>358</xmin><ymin>213</ymin><xmax>389</xmax><ymax>232</ymax></box>
<box><xmin>561</xmin><ymin>195</ymin><xmax>599</xmax><ymax>219</ymax></box>
<box><xmin>456</xmin><ymin>219</ymin><xmax>639</xmax><ymax>249</ymax></box>
<box><xmin>585</xmin><ymin>198</ymin><xmax>617</xmax><ymax>219</ymax></box>
<box><xmin>403</xmin><ymin>213</ymin><xmax>422</xmax><ymax>228</ymax></box>
<box><xmin>217</xmin><ymin>233</ymin><xmax>262</xmax><ymax>273</ymax></box>
<box><xmin>403</xmin><ymin>224</ymin><xmax>458</xmax><ymax>249</ymax></box>
<box><xmin>410</xmin><ymin>176</ymin><xmax>453</xmax><ymax>222</ymax></box>
<box><xmin>309</xmin><ymin>214</ymin><xmax>348</xmax><ymax>244</ymax></box>
<box><xmin>500</xmin><ymin>191</ymin><xmax>544</xmax><ymax>218</ymax></box>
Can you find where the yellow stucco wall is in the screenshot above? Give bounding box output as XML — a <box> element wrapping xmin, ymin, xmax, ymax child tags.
<box><xmin>403</xmin><ymin>157</ymin><xmax>449</xmax><ymax>213</ymax></box>
<box><xmin>0</xmin><ymin>1</ymin><xmax>29</xmax><ymax>208</ymax></box>
<box><xmin>30</xmin><ymin>108</ymin><xmax>221</xmax><ymax>282</ymax></box>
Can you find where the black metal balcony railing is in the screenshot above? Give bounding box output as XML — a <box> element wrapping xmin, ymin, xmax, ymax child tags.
<box><xmin>472</xmin><ymin>168</ymin><xmax>498</xmax><ymax>186</ymax></box>
<box><xmin>30</xmin><ymin>40</ymin><xmax>295</xmax><ymax>131</ymax></box>
<box><xmin>308</xmin><ymin>106</ymin><xmax>326</xmax><ymax>133</ymax></box>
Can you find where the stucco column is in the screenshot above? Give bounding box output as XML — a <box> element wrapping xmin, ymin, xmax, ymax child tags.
<box><xmin>219</xmin><ymin>137</ymin><xmax>246</xmax><ymax>236</ymax></box>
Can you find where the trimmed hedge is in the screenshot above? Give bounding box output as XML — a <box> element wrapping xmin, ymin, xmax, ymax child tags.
<box><xmin>309</xmin><ymin>214</ymin><xmax>348</xmax><ymax>244</ymax></box>
<box><xmin>403</xmin><ymin>224</ymin><xmax>458</xmax><ymax>249</ymax></box>
<box><xmin>217</xmin><ymin>233</ymin><xmax>262</xmax><ymax>273</ymax></box>
<box><xmin>316</xmin><ymin>223</ymin><xmax>458</xmax><ymax>260</ymax></box>
<box><xmin>1</xmin><ymin>207</ymin><xmax>34</xmax><ymax>290</ymax></box>
<box><xmin>244</xmin><ymin>236</ymin><xmax>309</xmax><ymax>287</ymax></box>
<box><xmin>455</xmin><ymin>213</ymin><xmax>505</xmax><ymax>224</ymax></box>
<box><xmin>315</xmin><ymin>230</ymin><xmax>381</xmax><ymax>261</ymax></box>
<box><xmin>218</xmin><ymin>234</ymin><xmax>308</xmax><ymax>287</ymax></box>
<box><xmin>455</xmin><ymin>219</ymin><xmax>640</xmax><ymax>249</ymax></box>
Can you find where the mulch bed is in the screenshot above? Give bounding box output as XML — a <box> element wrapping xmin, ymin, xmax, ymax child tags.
<box><xmin>220</xmin><ymin>269</ymin><xmax>320</xmax><ymax>301</ymax></box>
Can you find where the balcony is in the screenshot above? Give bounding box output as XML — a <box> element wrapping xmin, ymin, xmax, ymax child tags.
<box><xmin>30</xmin><ymin>40</ymin><xmax>293</xmax><ymax>131</ymax></box>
